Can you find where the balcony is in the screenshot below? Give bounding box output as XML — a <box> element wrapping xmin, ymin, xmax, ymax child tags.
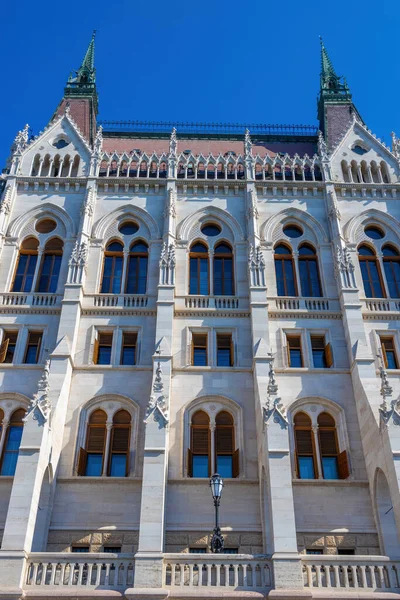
<box><xmin>163</xmin><ymin>554</ymin><xmax>272</xmax><ymax>591</ymax></box>
<box><xmin>269</xmin><ymin>296</ymin><xmax>340</xmax><ymax>314</ymax></box>
<box><xmin>24</xmin><ymin>552</ymin><xmax>135</xmax><ymax>590</ymax></box>
<box><xmin>82</xmin><ymin>293</ymin><xmax>154</xmax><ymax>311</ymax></box>
<box><xmin>0</xmin><ymin>292</ymin><xmax>62</xmax><ymax>309</ymax></box>
<box><xmin>302</xmin><ymin>555</ymin><xmax>400</xmax><ymax>592</ymax></box>
<box><xmin>362</xmin><ymin>298</ymin><xmax>400</xmax><ymax>314</ymax></box>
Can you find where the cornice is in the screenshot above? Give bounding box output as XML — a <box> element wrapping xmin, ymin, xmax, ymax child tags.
<box><xmin>268</xmin><ymin>311</ymin><xmax>342</xmax><ymax>320</ymax></box>
<box><xmin>174</xmin><ymin>310</ymin><xmax>250</xmax><ymax>318</ymax></box>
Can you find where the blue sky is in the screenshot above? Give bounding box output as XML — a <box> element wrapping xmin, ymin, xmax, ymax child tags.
<box><xmin>2</xmin><ymin>0</ymin><xmax>399</xmax><ymax>165</ymax></box>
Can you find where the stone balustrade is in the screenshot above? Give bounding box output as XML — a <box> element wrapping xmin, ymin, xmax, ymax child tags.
<box><xmin>363</xmin><ymin>298</ymin><xmax>400</xmax><ymax>313</ymax></box>
<box><xmin>24</xmin><ymin>552</ymin><xmax>135</xmax><ymax>589</ymax></box>
<box><xmin>271</xmin><ymin>296</ymin><xmax>339</xmax><ymax>313</ymax></box>
<box><xmin>84</xmin><ymin>293</ymin><xmax>151</xmax><ymax>309</ymax></box>
<box><xmin>163</xmin><ymin>553</ymin><xmax>272</xmax><ymax>590</ymax></box>
<box><xmin>302</xmin><ymin>555</ymin><xmax>400</xmax><ymax>591</ymax></box>
<box><xmin>0</xmin><ymin>292</ymin><xmax>62</xmax><ymax>308</ymax></box>
<box><xmin>181</xmin><ymin>295</ymin><xmax>241</xmax><ymax>310</ymax></box>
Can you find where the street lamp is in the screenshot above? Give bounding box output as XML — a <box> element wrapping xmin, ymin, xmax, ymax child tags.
<box><xmin>209</xmin><ymin>473</ymin><xmax>224</xmax><ymax>553</ymax></box>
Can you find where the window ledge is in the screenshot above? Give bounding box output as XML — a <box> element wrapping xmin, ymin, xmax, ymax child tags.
<box><xmin>75</xmin><ymin>365</ymin><xmax>152</xmax><ymax>371</ymax></box>
<box><xmin>169</xmin><ymin>477</ymin><xmax>259</xmax><ymax>484</ymax></box>
<box><xmin>58</xmin><ymin>476</ymin><xmax>142</xmax><ymax>483</ymax></box>
<box><xmin>292</xmin><ymin>478</ymin><xmax>369</xmax><ymax>486</ymax></box>
<box><xmin>279</xmin><ymin>367</ymin><xmax>350</xmax><ymax>374</ymax></box>
<box><xmin>0</xmin><ymin>364</ymin><xmax>43</xmax><ymax>369</ymax></box>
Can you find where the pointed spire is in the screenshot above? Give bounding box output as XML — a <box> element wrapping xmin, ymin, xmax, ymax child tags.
<box><xmin>67</xmin><ymin>30</ymin><xmax>96</xmax><ymax>86</ymax></box>
<box><xmin>319</xmin><ymin>36</ymin><xmax>349</xmax><ymax>94</ymax></box>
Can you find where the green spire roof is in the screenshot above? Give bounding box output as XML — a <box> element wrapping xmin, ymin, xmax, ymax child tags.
<box><xmin>319</xmin><ymin>36</ymin><xmax>350</xmax><ymax>97</ymax></box>
<box><xmin>67</xmin><ymin>31</ymin><xmax>96</xmax><ymax>86</ymax></box>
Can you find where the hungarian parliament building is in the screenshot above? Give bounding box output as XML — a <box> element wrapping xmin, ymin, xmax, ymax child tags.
<box><xmin>0</xmin><ymin>32</ymin><xmax>399</xmax><ymax>600</ymax></box>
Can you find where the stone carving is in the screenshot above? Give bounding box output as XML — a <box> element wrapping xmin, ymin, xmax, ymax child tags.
<box><xmin>164</xmin><ymin>188</ymin><xmax>177</xmax><ymax>218</ymax></box>
<box><xmin>24</xmin><ymin>359</ymin><xmax>51</xmax><ymax>423</ymax></box>
<box><xmin>81</xmin><ymin>186</ymin><xmax>95</xmax><ymax>217</ymax></box>
<box><xmin>248</xmin><ymin>244</ymin><xmax>265</xmax><ymax>287</ymax></box>
<box><xmin>334</xmin><ymin>244</ymin><xmax>356</xmax><ymax>289</ymax></box>
<box><xmin>169</xmin><ymin>127</ymin><xmax>177</xmax><ymax>156</ymax></box>
<box><xmin>263</xmin><ymin>353</ymin><xmax>287</xmax><ymax>427</ymax></box>
<box><xmin>94</xmin><ymin>126</ymin><xmax>103</xmax><ymax>155</ymax></box>
<box><xmin>391</xmin><ymin>131</ymin><xmax>400</xmax><ymax>161</ymax></box>
<box><xmin>0</xmin><ymin>185</ymin><xmax>12</xmax><ymax>215</ymax></box>
<box><xmin>13</xmin><ymin>124</ymin><xmax>29</xmax><ymax>154</ymax></box>
<box><xmin>247</xmin><ymin>189</ymin><xmax>259</xmax><ymax>219</ymax></box>
<box><xmin>318</xmin><ymin>130</ymin><xmax>329</xmax><ymax>161</ymax></box>
<box><xmin>146</xmin><ymin>361</ymin><xmax>169</xmax><ymax>426</ymax></box>
<box><xmin>159</xmin><ymin>241</ymin><xmax>176</xmax><ymax>285</ymax></box>
<box><xmin>327</xmin><ymin>190</ymin><xmax>341</xmax><ymax>220</ymax></box>
<box><xmin>68</xmin><ymin>240</ymin><xmax>89</xmax><ymax>283</ymax></box>
<box><xmin>168</xmin><ymin>128</ymin><xmax>178</xmax><ymax>177</ymax></box>
<box><xmin>244</xmin><ymin>129</ymin><xmax>252</xmax><ymax>156</ymax></box>
<box><xmin>378</xmin><ymin>349</ymin><xmax>393</xmax><ymax>400</ymax></box>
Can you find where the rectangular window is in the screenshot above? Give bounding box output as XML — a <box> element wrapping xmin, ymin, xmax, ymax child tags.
<box><xmin>287</xmin><ymin>335</ymin><xmax>303</xmax><ymax>367</ymax></box>
<box><xmin>71</xmin><ymin>546</ymin><xmax>90</xmax><ymax>553</ymax></box>
<box><xmin>103</xmin><ymin>546</ymin><xmax>122</xmax><ymax>553</ymax></box>
<box><xmin>223</xmin><ymin>548</ymin><xmax>239</xmax><ymax>554</ymax></box>
<box><xmin>189</xmin><ymin>547</ymin><xmax>207</xmax><ymax>554</ymax></box>
<box><xmin>121</xmin><ymin>332</ymin><xmax>137</xmax><ymax>365</ymax></box>
<box><xmin>192</xmin><ymin>333</ymin><xmax>208</xmax><ymax>366</ymax></box>
<box><xmin>306</xmin><ymin>549</ymin><xmax>323</xmax><ymax>555</ymax></box>
<box><xmin>380</xmin><ymin>336</ymin><xmax>399</xmax><ymax>369</ymax></box>
<box><xmin>217</xmin><ymin>333</ymin><xmax>234</xmax><ymax>367</ymax></box>
<box><xmin>337</xmin><ymin>548</ymin><xmax>355</xmax><ymax>555</ymax></box>
<box><xmin>0</xmin><ymin>331</ymin><xmax>18</xmax><ymax>364</ymax></box>
<box><xmin>311</xmin><ymin>335</ymin><xmax>333</xmax><ymax>369</ymax></box>
<box><xmin>94</xmin><ymin>332</ymin><xmax>113</xmax><ymax>365</ymax></box>
<box><xmin>24</xmin><ymin>332</ymin><xmax>42</xmax><ymax>364</ymax></box>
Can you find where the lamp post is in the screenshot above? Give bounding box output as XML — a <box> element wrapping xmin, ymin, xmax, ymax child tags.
<box><xmin>209</xmin><ymin>473</ymin><xmax>224</xmax><ymax>553</ymax></box>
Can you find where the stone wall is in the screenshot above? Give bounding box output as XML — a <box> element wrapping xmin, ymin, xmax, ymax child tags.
<box><xmin>165</xmin><ymin>531</ymin><xmax>263</xmax><ymax>554</ymax></box>
<box><xmin>47</xmin><ymin>530</ymin><xmax>139</xmax><ymax>553</ymax></box>
<box><xmin>297</xmin><ymin>533</ymin><xmax>380</xmax><ymax>555</ymax></box>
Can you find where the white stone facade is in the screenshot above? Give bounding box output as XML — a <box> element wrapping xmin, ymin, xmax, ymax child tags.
<box><xmin>0</xmin><ymin>43</ymin><xmax>400</xmax><ymax>600</ymax></box>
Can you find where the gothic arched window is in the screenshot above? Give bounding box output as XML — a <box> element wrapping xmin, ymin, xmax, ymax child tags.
<box><xmin>274</xmin><ymin>244</ymin><xmax>297</xmax><ymax>297</ymax></box>
<box><xmin>101</xmin><ymin>241</ymin><xmax>124</xmax><ymax>294</ymax></box>
<box><xmin>382</xmin><ymin>245</ymin><xmax>400</xmax><ymax>298</ymax></box>
<box><xmin>82</xmin><ymin>409</ymin><xmax>107</xmax><ymax>476</ymax></box>
<box><xmin>213</xmin><ymin>243</ymin><xmax>234</xmax><ymax>296</ymax></box>
<box><xmin>37</xmin><ymin>238</ymin><xmax>63</xmax><ymax>293</ymax></box>
<box><xmin>294</xmin><ymin>412</ymin><xmax>316</xmax><ymax>479</ymax></box>
<box><xmin>12</xmin><ymin>237</ymin><xmax>39</xmax><ymax>292</ymax></box>
<box><xmin>189</xmin><ymin>242</ymin><xmax>209</xmax><ymax>295</ymax></box>
<box><xmin>188</xmin><ymin>410</ymin><xmax>210</xmax><ymax>478</ymax></box>
<box><xmin>317</xmin><ymin>412</ymin><xmax>339</xmax><ymax>480</ymax></box>
<box><xmin>358</xmin><ymin>245</ymin><xmax>385</xmax><ymax>298</ymax></box>
<box><xmin>0</xmin><ymin>408</ymin><xmax>26</xmax><ymax>476</ymax></box>
<box><xmin>298</xmin><ymin>243</ymin><xmax>322</xmax><ymax>297</ymax></box>
<box><xmin>125</xmin><ymin>241</ymin><xmax>148</xmax><ymax>294</ymax></box>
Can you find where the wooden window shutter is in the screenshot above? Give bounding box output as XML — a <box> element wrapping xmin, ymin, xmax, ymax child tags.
<box><xmin>87</xmin><ymin>426</ymin><xmax>106</xmax><ymax>452</ymax></box>
<box><xmin>294</xmin><ymin>449</ymin><xmax>299</xmax><ymax>478</ymax></box>
<box><xmin>192</xmin><ymin>427</ymin><xmax>210</xmax><ymax>454</ymax></box>
<box><xmin>77</xmin><ymin>447</ymin><xmax>88</xmax><ymax>476</ymax></box>
<box><xmin>338</xmin><ymin>450</ymin><xmax>350</xmax><ymax>479</ymax></box>
<box><xmin>295</xmin><ymin>429</ymin><xmax>313</xmax><ymax>455</ymax></box>
<box><xmin>318</xmin><ymin>429</ymin><xmax>337</xmax><ymax>456</ymax></box>
<box><xmin>230</xmin><ymin>337</ymin><xmax>234</xmax><ymax>366</ymax></box>
<box><xmin>187</xmin><ymin>448</ymin><xmax>193</xmax><ymax>477</ymax></box>
<box><xmin>232</xmin><ymin>448</ymin><xmax>239</xmax><ymax>478</ymax></box>
<box><xmin>93</xmin><ymin>337</ymin><xmax>100</xmax><ymax>365</ymax></box>
<box><xmin>216</xmin><ymin>427</ymin><xmax>234</xmax><ymax>454</ymax></box>
<box><xmin>111</xmin><ymin>427</ymin><xmax>130</xmax><ymax>452</ymax></box>
<box><xmin>324</xmin><ymin>342</ymin><xmax>333</xmax><ymax>368</ymax></box>
<box><xmin>381</xmin><ymin>342</ymin><xmax>388</xmax><ymax>368</ymax></box>
<box><xmin>0</xmin><ymin>338</ymin><xmax>9</xmax><ymax>364</ymax></box>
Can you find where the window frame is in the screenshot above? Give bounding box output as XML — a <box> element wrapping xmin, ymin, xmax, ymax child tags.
<box><xmin>23</xmin><ymin>331</ymin><xmax>43</xmax><ymax>364</ymax></box>
<box><xmin>213</xmin><ymin>242</ymin><xmax>234</xmax><ymax>296</ymax></box>
<box><xmin>191</xmin><ymin>332</ymin><xmax>208</xmax><ymax>367</ymax></box>
<box><xmin>36</xmin><ymin>239</ymin><xmax>63</xmax><ymax>294</ymax></box>
<box><xmin>378</xmin><ymin>334</ymin><xmax>399</xmax><ymax>370</ymax></box>
<box><xmin>274</xmin><ymin>243</ymin><xmax>298</xmax><ymax>297</ymax></box>
<box><xmin>93</xmin><ymin>331</ymin><xmax>114</xmax><ymax>366</ymax></box>
<box><xmin>125</xmin><ymin>241</ymin><xmax>149</xmax><ymax>295</ymax></box>
<box><xmin>189</xmin><ymin>242</ymin><xmax>210</xmax><ymax>296</ymax></box>
<box><xmin>0</xmin><ymin>330</ymin><xmax>19</xmax><ymax>364</ymax></box>
<box><xmin>358</xmin><ymin>244</ymin><xmax>386</xmax><ymax>299</ymax></box>
<box><xmin>298</xmin><ymin>244</ymin><xmax>323</xmax><ymax>298</ymax></box>
<box><xmin>100</xmin><ymin>241</ymin><xmax>124</xmax><ymax>294</ymax></box>
<box><xmin>11</xmin><ymin>238</ymin><xmax>39</xmax><ymax>293</ymax></box>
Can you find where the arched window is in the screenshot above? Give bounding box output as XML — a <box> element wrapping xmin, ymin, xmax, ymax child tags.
<box><xmin>70</xmin><ymin>156</ymin><xmax>80</xmax><ymax>177</ymax></box>
<box><xmin>380</xmin><ymin>161</ymin><xmax>390</xmax><ymax>183</ymax></box>
<box><xmin>125</xmin><ymin>241</ymin><xmax>148</xmax><ymax>294</ymax></box>
<box><xmin>371</xmin><ymin>161</ymin><xmax>380</xmax><ymax>183</ymax></box>
<box><xmin>31</xmin><ymin>154</ymin><xmax>41</xmax><ymax>176</ymax></box>
<box><xmin>350</xmin><ymin>161</ymin><xmax>360</xmax><ymax>183</ymax></box>
<box><xmin>294</xmin><ymin>412</ymin><xmax>316</xmax><ymax>479</ymax></box>
<box><xmin>109</xmin><ymin>410</ymin><xmax>131</xmax><ymax>476</ymax></box>
<box><xmin>317</xmin><ymin>412</ymin><xmax>339</xmax><ymax>480</ymax></box>
<box><xmin>274</xmin><ymin>244</ymin><xmax>297</xmax><ymax>296</ymax></box>
<box><xmin>101</xmin><ymin>241</ymin><xmax>124</xmax><ymax>294</ymax></box>
<box><xmin>215</xmin><ymin>411</ymin><xmax>238</xmax><ymax>478</ymax></box>
<box><xmin>37</xmin><ymin>238</ymin><xmax>63</xmax><ymax>293</ymax></box>
<box><xmin>361</xmin><ymin>160</ymin><xmax>369</xmax><ymax>183</ymax></box>
<box><xmin>213</xmin><ymin>243</ymin><xmax>234</xmax><ymax>296</ymax></box>
<box><xmin>81</xmin><ymin>409</ymin><xmax>107</xmax><ymax>476</ymax></box>
<box><xmin>159</xmin><ymin>162</ymin><xmax>167</xmax><ymax>178</ymax></box>
<box><xmin>358</xmin><ymin>245</ymin><xmax>385</xmax><ymax>298</ymax></box>
<box><xmin>12</xmin><ymin>237</ymin><xmax>39</xmax><ymax>292</ymax></box>
<box><xmin>139</xmin><ymin>161</ymin><xmax>148</xmax><ymax>177</ymax></box>
<box><xmin>298</xmin><ymin>244</ymin><xmax>322</xmax><ymax>297</ymax></box>
<box><xmin>341</xmin><ymin>160</ymin><xmax>350</xmax><ymax>182</ymax></box>
<box><xmin>188</xmin><ymin>410</ymin><xmax>210</xmax><ymax>478</ymax></box>
<box><xmin>61</xmin><ymin>155</ymin><xmax>72</xmax><ymax>177</ymax></box>
<box><xmin>382</xmin><ymin>245</ymin><xmax>400</xmax><ymax>298</ymax></box>
<box><xmin>189</xmin><ymin>242</ymin><xmax>209</xmax><ymax>295</ymax></box>
<box><xmin>0</xmin><ymin>408</ymin><xmax>26</xmax><ymax>476</ymax></box>
<box><xmin>237</xmin><ymin>164</ymin><xmax>245</xmax><ymax>180</ymax></box>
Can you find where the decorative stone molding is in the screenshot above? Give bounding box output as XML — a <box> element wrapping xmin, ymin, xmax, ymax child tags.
<box><xmin>0</xmin><ymin>185</ymin><xmax>12</xmax><ymax>215</ymax></box>
<box><xmin>327</xmin><ymin>190</ymin><xmax>341</xmax><ymax>220</ymax></box>
<box><xmin>81</xmin><ymin>186</ymin><xmax>95</xmax><ymax>217</ymax></box>
<box><xmin>377</xmin><ymin>349</ymin><xmax>393</xmax><ymax>400</ymax></box>
<box><xmin>164</xmin><ymin>188</ymin><xmax>176</xmax><ymax>218</ymax></box>
<box><xmin>248</xmin><ymin>244</ymin><xmax>265</xmax><ymax>287</ymax></box>
<box><xmin>317</xmin><ymin>130</ymin><xmax>329</xmax><ymax>161</ymax></box>
<box><xmin>159</xmin><ymin>241</ymin><xmax>175</xmax><ymax>285</ymax></box>
<box><xmin>24</xmin><ymin>359</ymin><xmax>51</xmax><ymax>423</ymax></box>
<box><xmin>145</xmin><ymin>362</ymin><xmax>169</xmax><ymax>426</ymax></box>
<box><xmin>263</xmin><ymin>353</ymin><xmax>288</xmax><ymax>428</ymax></box>
<box><xmin>334</xmin><ymin>244</ymin><xmax>357</xmax><ymax>289</ymax></box>
<box><xmin>247</xmin><ymin>189</ymin><xmax>259</xmax><ymax>219</ymax></box>
<box><xmin>67</xmin><ymin>240</ymin><xmax>89</xmax><ymax>283</ymax></box>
